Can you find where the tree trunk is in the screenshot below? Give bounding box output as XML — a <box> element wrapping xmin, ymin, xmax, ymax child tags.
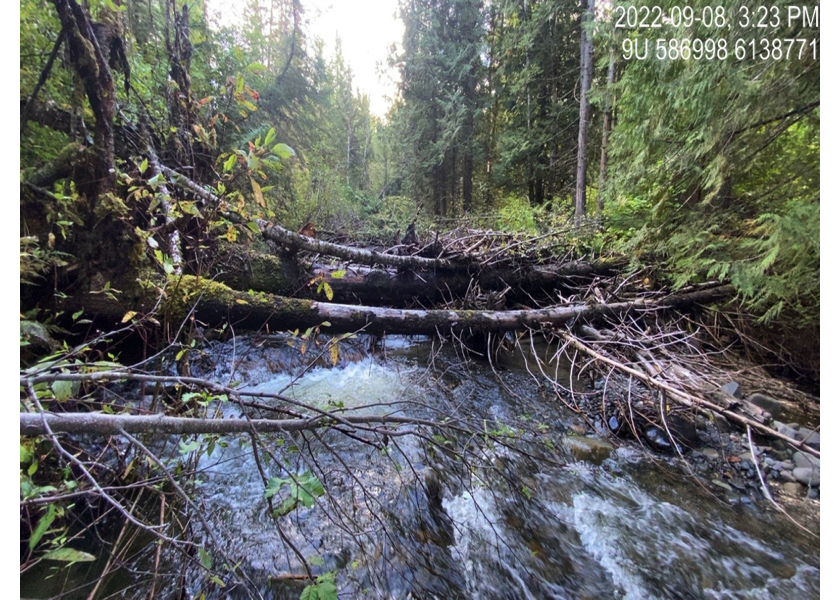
<box><xmin>209</xmin><ymin>246</ymin><xmax>624</xmax><ymax>306</ymax></box>
<box><xmin>574</xmin><ymin>0</ymin><xmax>595</xmax><ymax>229</ymax></box>
<box><xmin>73</xmin><ymin>275</ymin><xmax>734</xmax><ymax>337</ymax></box>
<box><xmin>52</xmin><ymin>0</ymin><xmax>117</xmax><ymax>199</ymax></box>
<box><xmin>596</xmin><ymin>55</ymin><xmax>616</xmax><ymax>222</ymax></box>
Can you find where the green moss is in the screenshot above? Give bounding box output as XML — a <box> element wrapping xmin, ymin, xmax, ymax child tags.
<box><xmin>164</xmin><ymin>275</ymin><xmax>239</xmax><ymax>319</ymax></box>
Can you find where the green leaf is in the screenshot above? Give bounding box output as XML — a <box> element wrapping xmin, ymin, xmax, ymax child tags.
<box><xmin>51</xmin><ymin>380</ymin><xmax>78</xmax><ymax>402</ymax></box>
<box><xmin>43</xmin><ymin>548</ymin><xmax>96</xmax><ymax>562</ymax></box>
<box><xmin>264</xmin><ymin>127</ymin><xmax>276</xmax><ymax>147</ymax></box>
<box><xmin>271</xmin><ymin>143</ymin><xmax>296</xmax><ymax>159</ymax></box>
<box><xmin>295</xmin><ymin>471</ymin><xmax>325</xmax><ymax>508</ymax></box>
<box><xmin>199</xmin><ymin>547</ymin><xmax>212</xmax><ymax>570</ymax></box>
<box><xmin>330</xmin><ymin>270</ymin><xmax>345</xmax><ymax>279</ymax></box>
<box><xmin>223</xmin><ymin>153</ymin><xmax>237</xmax><ymax>173</ymax></box>
<box><xmin>322</xmin><ymin>281</ymin><xmax>333</xmax><ymax>301</ymax></box>
<box><xmin>274</xmin><ymin>496</ymin><xmax>297</xmax><ymax>516</ymax></box>
<box><xmin>301</xmin><ymin>572</ymin><xmax>338</xmax><ymax>600</ymax></box>
<box><xmin>264</xmin><ymin>476</ymin><xmax>286</xmax><ymax>499</ymax></box>
<box><xmin>29</xmin><ymin>504</ymin><xmax>57</xmax><ymax>550</ymax></box>
<box><xmin>179</xmin><ymin>439</ymin><xmax>200</xmax><ymax>454</ymax></box>
<box><xmin>138</xmin><ymin>158</ymin><xmax>149</xmax><ymax>174</ymax></box>
<box><xmin>20</xmin><ymin>444</ymin><xmax>33</xmax><ymax>463</ymax></box>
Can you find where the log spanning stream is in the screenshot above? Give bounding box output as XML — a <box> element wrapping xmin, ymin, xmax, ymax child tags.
<box><xmin>22</xmin><ymin>335</ymin><xmax>819</xmax><ymax>599</ymax></box>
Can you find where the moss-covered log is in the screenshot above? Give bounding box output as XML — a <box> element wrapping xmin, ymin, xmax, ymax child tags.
<box><xmin>72</xmin><ymin>275</ymin><xmax>734</xmax><ymax>336</ymax></box>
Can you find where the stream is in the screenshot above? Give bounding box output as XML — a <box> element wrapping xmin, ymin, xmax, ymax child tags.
<box><xmin>22</xmin><ymin>334</ymin><xmax>820</xmax><ymax>599</ymax></box>
<box><xmin>184</xmin><ymin>334</ymin><xmax>819</xmax><ymax>599</ymax></box>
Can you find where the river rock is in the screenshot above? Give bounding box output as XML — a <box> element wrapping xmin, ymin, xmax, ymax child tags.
<box><xmin>773</xmin><ymin>421</ymin><xmax>799</xmax><ymax>440</ymax></box>
<box><xmin>792</xmin><ymin>467</ymin><xmax>819</xmax><ymax>487</ymax></box>
<box><xmin>711</xmin><ymin>479</ymin><xmax>732</xmax><ymax>492</ymax></box>
<box><xmin>667</xmin><ymin>414</ymin><xmax>700</xmax><ymax>447</ymax></box>
<box><xmin>701</xmin><ymin>448</ymin><xmax>719</xmax><ymax>460</ymax></box>
<box><xmin>744</xmin><ymin>393</ymin><xmax>785</xmax><ymax>418</ymax></box>
<box><xmin>720</xmin><ymin>381</ymin><xmax>742</xmax><ymax>399</ymax></box>
<box><xmin>778</xmin><ymin>460</ymin><xmax>794</xmax><ymax>471</ymax></box>
<box><xmin>779</xmin><ymin>470</ymin><xmax>797</xmax><ymax>483</ymax></box>
<box><xmin>642</xmin><ymin>426</ymin><xmax>674</xmax><ymax>452</ymax></box>
<box><xmin>793</xmin><ymin>452</ymin><xmax>819</xmax><ymax>469</ymax></box>
<box><xmin>713</xmin><ymin>415</ymin><xmax>731</xmax><ymax>433</ymax></box>
<box><xmin>564</xmin><ymin>436</ymin><xmax>614</xmax><ymax>465</ymax></box>
<box><xmin>796</xmin><ymin>427</ymin><xmax>820</xmax><ymax>450</ymax></box>
<box><xmin>782</xmin><ymin>482</ymin><xmax>806</xmax><ymax>496</ymax></box>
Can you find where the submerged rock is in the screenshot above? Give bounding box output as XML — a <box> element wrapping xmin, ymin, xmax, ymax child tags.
<box><xmin>564</xmin><ymin>435</ymin><xmax>614</xmax><ymax>465</ymax></box>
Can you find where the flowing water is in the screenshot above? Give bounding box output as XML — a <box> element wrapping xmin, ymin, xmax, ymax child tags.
<box><xmin>183</xmin><ymin>335</ymin><xmax>819</xmax><ymax>599</ymax></box>
<box><xmin>22</xmin><ymin>335</ymin><xmax>819</xmax><ymax>599</ymax></box>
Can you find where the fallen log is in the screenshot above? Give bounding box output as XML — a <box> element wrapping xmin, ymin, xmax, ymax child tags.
<box><xmin>211</xmin><ymin>246</ymin><xmax>624</xmax><ymax>306</ymax></box>
<box><xmin>159</xmin><ymin>165</ymin><xmax>620</xmax><ymax>279</ymax></box>
<box><xmin>76</xmin><ymin>274</ymin><xmax>734</xmax><ymax>336</ymax></box>
<box><xmin>257</xmin><ymin>219</ymin><xmax>462</xmax><ymax>270</ymax></box>
<box><xmin>19</xmin><ymin>411</ymin><xmax>435</xmax><ymax>436</ymax></box>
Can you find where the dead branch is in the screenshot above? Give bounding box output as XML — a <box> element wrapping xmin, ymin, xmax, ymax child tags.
<box><xmin>561</xmin><ymin>332</ymin><xmax>819</xmax><ymax>458</ymax></box>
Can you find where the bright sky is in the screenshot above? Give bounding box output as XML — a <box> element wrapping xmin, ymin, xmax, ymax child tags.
<box><xmin>303</xmin><ymin>0</ymin><xmax>403</xmax><ymax>117</ymax></box>
<box><xmin>206</xmin><ymin>0</ymin><xmax>404</xmax><ymax>118</ymax></box>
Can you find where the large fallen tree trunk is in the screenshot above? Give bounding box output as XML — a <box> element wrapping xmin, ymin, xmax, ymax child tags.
<box><xmin>211</xmin><ymin>246</ymin><xmax>624</xmax><ymax>306</ymax></box>
<box><xmin>77</xmin><ymin>275</ymin><xmax>734</xmax><ymax>336</ymax></box>
<box><xmin>257</xmin><ymin>220</ymin><xmax>462</xmax><ymax>270</ymax></box>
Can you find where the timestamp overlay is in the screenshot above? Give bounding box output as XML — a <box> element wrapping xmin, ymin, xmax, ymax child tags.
<box><xmin>612</xmin><ymin>3</ymin><xmax>819</xmax><ymax>62</ymax></box>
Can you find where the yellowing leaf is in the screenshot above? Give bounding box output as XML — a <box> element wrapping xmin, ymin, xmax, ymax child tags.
<box><xmin>250</xmin><ymin>177</ymin><xmax>265</xmax><ymax>207</ymax></box>
<box><xmin>121</xmin><ymin>311</ymin><xmax>138</xmax><ymax>323</ymax></box>
<box><xmin>330</xmin><ymin>343</ymin><xmax>340</xmax><ymax>366</ymax></box>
